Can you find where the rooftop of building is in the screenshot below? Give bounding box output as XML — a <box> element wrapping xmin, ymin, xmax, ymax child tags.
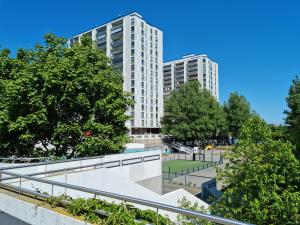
<box><xmin>164</xmin><ymin>53</ymin><xmax>219</xmax><ymax>65</ymax></box>
<box><xmin>69</xmin><ymin>11</ymin><xmax>162</xmax><ymax>40</ymax></box>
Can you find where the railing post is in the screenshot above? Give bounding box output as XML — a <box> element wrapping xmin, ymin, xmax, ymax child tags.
<box><xmin>45</xmin><ymin>161</ymin><xmax>48</xmax><ymax>176</ymax></box>
<box><xmin>156</xmin><ymin>208</ymin><xmax>159</xmax><ymax>225</ymax></box>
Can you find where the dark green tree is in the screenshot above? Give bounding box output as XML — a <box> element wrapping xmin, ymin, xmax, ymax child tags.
<box><xmin>0</xmin><ymin>34</ymin><xmax>132</xmax><ymax>157</ymax></box>
<box><xmin>213</xmin><ymin>116</ymin><xmax>300</xmax><ymax>225</ymax></box>
<box><xmin>161</xmin><ymin>81</ymin><xmax>226</xmax><ymax>146</ymax></box>
<box><xmin>224</xmin><ymin>92</ymin><xmax>251</xmax><ymax>140</ymax></box>
<box><xmin>269</xmin><ymin>124</ymin><xmax>289</xmax><ymax>142</ymax></box>
<box><xmin>285</xmin><ymin>76</ymin><xmax>300</xmax><ymax>158</ymax></box>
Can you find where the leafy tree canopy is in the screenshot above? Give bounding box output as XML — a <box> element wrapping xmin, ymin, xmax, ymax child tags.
<box><xmin>0</xmin><ymin>34</ymin><xmax>132</xmax><ymax>158</ymax></box>
<box><xmin>213</xmin><ymin>116</ymin><xmax>300</xmax><ymax>225</ymax></box>
<box><xmin>224</xmin><ymin>92</ymin><xmax>251</xmax><ymax>139</ymax></box>
<box><xmin>161</xmin><ymin>81</ymin><xmax>226</xmax><ymax>145</ymax></box>
<box><xmin>285</xmin><ymin>76</ymin><xmax>300</xmax><ymax>158</ymax></box>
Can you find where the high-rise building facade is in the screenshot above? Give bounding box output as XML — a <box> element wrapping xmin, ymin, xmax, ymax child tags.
<box><xmin>68</xmin><ymin>13</ymin><xmax>163</xmax><ymax>134</ymax></box>
<box><xmin>163</xmin><ymin>54</ymin><xmax>219</xmax><ymax>100</ymax></box>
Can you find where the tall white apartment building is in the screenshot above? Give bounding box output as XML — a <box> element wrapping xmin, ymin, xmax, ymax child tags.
<box><xmin>163</xmin><ymin>54</ymin><xmax>219</xmax><ymax>101</ymax></box>
<box><xmin>68</xmin><ymin>13</ymin><xmax>163</xmax><ymax>135</ymax></box>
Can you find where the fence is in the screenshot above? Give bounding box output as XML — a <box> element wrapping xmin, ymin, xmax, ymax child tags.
<box><xmin>163</xmin><ymin>150</ymin><xmax>224</xmax><ymax>163</ymax></box>
<box><xmin>162</xmin><ymin>161</ymin><xmax>222</xmax><ymax>188</ymax></box>
<box><xmin>163</xmin><ymin>172</ymin><xmax>215</xmax><ymax>189</ymax></box>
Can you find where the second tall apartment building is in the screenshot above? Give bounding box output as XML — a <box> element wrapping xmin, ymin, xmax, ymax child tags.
<box><xmin>68</xmin><ymin>13</ymin><xmax>163</xmax><ymax>134</ymax></box>
<box><xmin>163</xmin><ymin>54</ymin><xmax>219</xmax><ymax>101</ymax></box>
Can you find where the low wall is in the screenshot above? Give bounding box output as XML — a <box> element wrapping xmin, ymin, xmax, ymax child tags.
<box><xmin>1</xmin><ymin>150</ymin><xmax>162</xmax><ymax>182</ymax></box>
<box><xmin>0</xmin><ymin>192</ymin><xmax>90</xmax><ymax>225</ymax></box>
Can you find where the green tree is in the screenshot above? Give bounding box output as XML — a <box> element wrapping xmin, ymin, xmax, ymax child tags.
<box><xmin>224</xmin><ymin>92</ymin><xmax>251</xmax><ymax>140</ymax></box>
<box><xmin>269</xmin><ymin>124</ymin><xmax>289</xmax><ymax>142</ymax></box>
<box><xmin>0</xmin><ymin>34</ymin><xmax>132</xmax><ymax>157</ymax></box>
<box><xmin>177</xmin><ymin>197</ymin><xmax>212</xmax><ymax>225</ymax></box>
<box><xmin>285</xmin><ymin>76</ymin><xmax>300</xmax><ymax>158</ymax></box>
<box><xmin>161</xmin><ymin>81</ymin><xmax>226</xmax><ymax>146</ymax></box>
<box><xmin>213</xmin><ymin>116</ymin><xmax>300</xmax><ymax>225</ymax></box>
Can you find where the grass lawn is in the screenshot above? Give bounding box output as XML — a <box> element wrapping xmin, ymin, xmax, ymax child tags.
<box><xmin>162</xmin><ymin>160</ymin><xmax>210</xmax><ymax>173</ymax></box>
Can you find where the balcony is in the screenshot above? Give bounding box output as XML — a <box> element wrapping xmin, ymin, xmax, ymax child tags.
<box><xmin>111</xmin><ymin>26</ymin><xmax>123</xmax><ymax>35</ymax></box>
<box><xmin>111</xmin><ymin>40</ymin><xmax>123</xmax><ymax>48</ymax></box>
<box><xmin>175</xmin><ymin>69</ymin><xmax>184</xmax><ymax>75</ymax></box>
<box><xmin>111</xmin><ymin>47</ymin><xmax>123</xmax><ymax>55</ymax></box>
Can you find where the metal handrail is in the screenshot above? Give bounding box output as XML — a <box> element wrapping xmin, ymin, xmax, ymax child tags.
<box><xmin>0</xmin><ymin>170</ymin><xmax>252</xmax><ymax>225</ymax></box>
<box><xmin>0</xmin><ymin>156</ymin><xmax>54</xmax><ymax>162</ymax></box>
<box><xmin>1</xmin><ymin>155</ymin><xmax>158</xmax><ymax>181</ymax></box>
<box><xmin>0</xmin><ymin>148</ymin><xmax>164</xmax><ymax>171</ymax></box>
<box><xmin>0</xmin><ymin>160</ymin><xmax>108</xmax><ymax>182</ymax></box>
<box><xmin>0</xmin><ymin>155</ymin><xmax>104</xmax><ymax>171</ymax></box>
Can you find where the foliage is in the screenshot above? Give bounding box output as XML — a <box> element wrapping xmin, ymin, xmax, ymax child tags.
<box><xmin>177</xmin><ymin>197</ymin><xmax>212</xmax><ymax>225</ymax></box>
<box><xmin>212</xmin><ymin>116</ymin><xmax>300</xmax><ymax>225</ymax></box>
<box><xmin>47</xmin><ymin>194</ymin><xmax>71</xmax><ymax>208</ymax></box>
<box><xmin>0</xmin><ymin>34</ymin><xmax>132</xmax><ymax>157</ymax></box>
<box><xmin>162</xmin><ymin>81</ymin><xmax>226</xmax><ymax>146</ymax></box>
<box><xmin>268</xmin><ymin>124</ymin><xmax>289</xmax><ymax>141</ymax></box>
<box><xmin>223</xmin><ymin>92</ymin><xmax>251</xmax><ymax>139</ymax></box>
<box><xmin>285</xmin><ymin>76</ymin><xmax>300</xmax><ymax>158</ymax></box>
<box><xmin>47</xmin><ymin>195</ymin><xmax>174</xmax><ymax>225</ymax></box>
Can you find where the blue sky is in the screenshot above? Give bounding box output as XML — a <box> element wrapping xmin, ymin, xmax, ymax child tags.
<box><xmin>1</xmin><ymin>0</ymin><xmax>299</xmax><ymax>124</ymax></box>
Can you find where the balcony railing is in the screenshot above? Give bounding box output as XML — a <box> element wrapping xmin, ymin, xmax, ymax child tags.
<box><xmin>111</xmin><ymin>27</ymin><xmax>123</xmax><ymax>35</ymax></box>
